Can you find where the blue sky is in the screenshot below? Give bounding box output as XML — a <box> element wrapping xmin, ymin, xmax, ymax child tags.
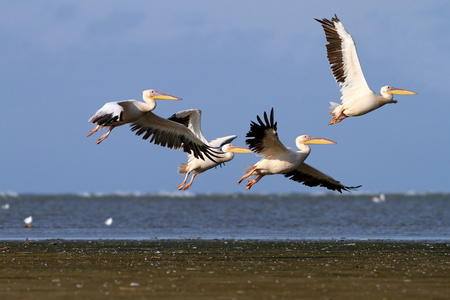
<box><xmin>1</xmin><ymin>0</ymin><xmax>449</xmax><ymax>194</ymax></box>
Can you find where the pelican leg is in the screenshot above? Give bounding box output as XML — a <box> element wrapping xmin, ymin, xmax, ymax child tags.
<box><xmin>328</xmin><ymin>107</ymin><xmax>347</xmax><ymax>125</ymax></box>
<box><xmin>246</xmin><ymin>175</ymin><xmax>265</xmax><ymax>190</ymax></box>
<box><xmin>237</xmin><ymin>166</ymin><xmax>258</xmax><ymax>184</ymax></box>
<box><xmin>96</xmin><ymin>126</ymin><xmax>114</xmax><ymax>144</ymax></box>
<box><xmin>177</xmin><ymin>171</ymin><xmax>191</xmax><ymax>190</ymax></box>
<box><xmin>87</xmin><ymin>125</ymin><xmax>100</xmax><ymax>137</ymax></box>
<box><xmin>332</xmin><ymin>115</ymin><xmax>348</xmax><ymax>124</ymax></box>
<box><xmin>182</xmin><ymin>172</ymin><xmax>198</xmax><ymax>190</ymax></box>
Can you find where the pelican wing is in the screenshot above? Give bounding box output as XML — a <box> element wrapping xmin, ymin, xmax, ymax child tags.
<box><xmin>284</xmin><ymin>163</ymin><xmax>361</xmax><ymax>193</ymax></box>
<box><xmin>209</xmin><ymin>135</ymin><xmax>237</xmax><ymax>148</ymax></box>
<box><xmin>245</xmin><ymin>108</ymin><xmax>288</xmax><ymax>157</ymax></box>
<box><xmin>130</xmin><ymin>112</ymin><xmax>218</xmax><ymax>161</ymax></box>
<box><xmin>316</xmin><ymin>15</ymin><xmax>372</xmax><ymax>104</ymax></box>
<box><xmin>167</xmin><ymin>109</ymin><xmax>208</xmax><ymax>143</ymax></box>
<box><xmin>88</xmin><ymin>101</ymin><xmax>125</xmax><ymax>126</ymax></box>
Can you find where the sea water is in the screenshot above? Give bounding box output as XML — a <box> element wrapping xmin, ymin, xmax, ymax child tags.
<box><xmin>0</xmin><ymin>192</ymin><xmax>448</xmax><ymax>241</ymax></box>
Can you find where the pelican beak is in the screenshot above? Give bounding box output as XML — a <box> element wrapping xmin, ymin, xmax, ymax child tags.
<box><xmin>151</xmin><ymin>92</ymin><xmax>182</xmax><ymax>100</ymax></box>
<box><xmin>386</xmin><ymin>87</ymin><xmax>418</xmax><ymax>95</ymax></box>
<box><xmin>303</xmin><ymin>137</ymin><xmax>336</xmax><ymax>145</ymax></box>
<box><xmin>225</xmin><ymin>144</ymin><xmax>253</xmax><ymax>153</ymax></box>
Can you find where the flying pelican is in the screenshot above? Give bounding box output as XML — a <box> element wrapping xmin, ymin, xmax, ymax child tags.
<box><xmin>315</xmin><ymin>15</ymin><xmax>418</xmax><ymax>125</ymax></box>
<box><xmin>237</xmin><ymin>108</ymin><xmax>361</xmax><ymax>192</ymax></box>
<box><xmin>168</xmin><ymin>109</ymin><xmax>253</xmax><ymax>190</ymax></box>
<box><xmin>87</xmin><ymin>89</ymin><xmax>218</xmax><ymax>161</ymax></box>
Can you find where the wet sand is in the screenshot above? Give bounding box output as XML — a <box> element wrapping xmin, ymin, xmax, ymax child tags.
<box><xmin>1</xmin><ymin>240</ymin><xmax>448</xmax><ymax>299</ymax></box>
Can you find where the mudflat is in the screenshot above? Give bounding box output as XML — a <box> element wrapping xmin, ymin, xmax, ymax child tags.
<box><xmin>0</xmin><ymin>240</ymin><xmax>448</xmax><ymax>299</ymax></box>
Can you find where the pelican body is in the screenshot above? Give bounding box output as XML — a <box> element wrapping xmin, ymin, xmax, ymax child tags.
<box><xmin>316</xmin><ymin>15</ymin><xmax>417</xmax><ymax>125</ymax></box>
<box><xmin>237</xmin><ymin>108</ymin><xmax>360</xmax><ymax>192</ymax></box>
<box><xmin>88</xmin><ymin>90</ymin><xmax>218</xmax><ymax>161</ymax></box>
<box><xmin>168</xmin><ymin>109</ymin><xmax>252</xmax><ymax>190</ymax></box>
<box><xmin>88</xmin><ymin>89</ymin><xmax>181</xmax><ymax>143</ymax></box>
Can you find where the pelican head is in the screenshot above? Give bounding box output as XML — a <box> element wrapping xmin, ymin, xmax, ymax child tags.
<box><xmin>143</xmin><ymin>89</ymin><xmax>182</xmax><ymax>101</ymax></box>
<box><xmin>222</xmin><ymin>144</ymin><xmax>253</xmax><ymax>153</ymax></box>
<box><xmin>381</xmin><ymin>86</ymin><xmax>418</xmax><ymax>104</ymax></box>
<box><xmin>298</xmin><ymin>135</ymin><xmax>336</xmax><ymax>145</ymax></box>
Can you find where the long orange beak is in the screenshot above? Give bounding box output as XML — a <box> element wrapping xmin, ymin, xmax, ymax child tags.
<box><xmin>303</xmin><ymin>137</ymin><xmax>336</xmax><ymax>145</ymax></box>
<box><xmin>225</xmin><ymin>144</ymin><xmax>253</xmax><ymax>153</ymax></box>
<box><xmin>386</xmin><ymin>87</ymin><xmax>418</xmax><ymax>95</ymax></box>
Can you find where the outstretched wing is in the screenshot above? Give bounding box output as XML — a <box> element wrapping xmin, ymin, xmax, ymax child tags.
<box><xmin>245</xmin><ymin>108</ymin><xmax>288</xmax><ymax>157</ymax></box>
<box><xmin>88</xmin><ymin>101</ymin><xmax>125</xmax><ymax>126</ymax></box>
<box><xmin>130</xmin><ymin>111</ymin><xmax>218</xmax><ymax>161</ymax></box>
<box><xmin>167</xmin><ymin>109</ymin><xmax>208</xmax><ymax>144</ymax></box>
<box><xmin>315</xmin><ymin>14</ymin><xmax>373</xmax><ymax>104</ymax></box>
<box><xmin>208</xmin><ymin>135</ymin><xmax>237</xmax><ymax>148</ymax></box>
<box><xmin>284</xmin><ymin>162</ymin><xmax>361</xmax><ymax>193</ymax></box>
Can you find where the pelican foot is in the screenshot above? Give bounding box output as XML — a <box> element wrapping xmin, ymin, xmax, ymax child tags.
<box><xmin>328</xmin><ymin>117</ymin><xmax>346</xmax><ymax>125</ymax></box>
<box><xmin>246</xmin><ymin>180</ymin><xmax>257</xmax><ymax>190</ymax></box>
<box><xmin>96</xmin><ymin>132</ymin><xmax>111</xmax><ymax>144</ymax></box>
<box><xmin>87</xmin><ymin>125</ymin><xmax>100</xmax><ymax>137</ymax></box>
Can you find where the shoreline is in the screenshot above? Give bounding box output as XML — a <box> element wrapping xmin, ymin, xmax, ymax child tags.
<box><xmin>1</xmin><ymin>240</ymin><xmax>448</xmax><ymax>299</ymax></box>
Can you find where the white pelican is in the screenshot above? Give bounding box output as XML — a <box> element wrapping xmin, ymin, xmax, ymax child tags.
<box><xmin>88</xmin><ymin>89</ymin><xmax>218</xmax><ymax>161</ymax></box>
<box><xmin>237</xmin><ymin>108</ymin><xmax>361</xmax><ymax>192</ymax></box>
<box><xmin>168</xmin><ymin>109</ymin><xmax>253</xmax><ymax>190</ymax></box>
<box><xmin>105</xmin><ymin>217</ymin><xmax>113</xmax><ymax>226</ymax></box>
<box><xmin>315</xmin><ymin>15</ymin><xmax>418</xmax><ymax>125</ymax></box>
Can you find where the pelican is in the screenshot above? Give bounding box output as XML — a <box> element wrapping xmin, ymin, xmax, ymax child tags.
<box><xmin>315</xmin><ymin>15</ymin><xmax>418</xmax><ymax>125</ymax></box>
<box><xmin>168</xmin><ymin>109</ymin><xmax>253</xmax><ymax>190</ymax></box>
<box><xmin>87</xmin><ymin>89</ymin><xmax>218</xmax><ymax>161</ymax></box>
<box><xmin>237</xmin><ymin>108</ymin><xmax>361</xmax><ymax>192</ymax></box>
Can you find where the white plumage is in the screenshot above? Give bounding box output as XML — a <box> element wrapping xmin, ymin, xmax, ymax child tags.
<box><xmin>316</xmin><ymin>15</ymin><xmax>417</xmax><ymax>125</ymax></box>
<box><xmin>87</xmin><ymin>89</ymin><xmax>218</xmax><ymax>161</ymax></box>
<box><xmin>168</xmin><ymin>109</ymin><xmax>252</xmax><ymax>190</ymax></box>
<box><xmin>238</xmin><ymin>109</ymin><xmax>360</xmax><ymax>192</ymax></box>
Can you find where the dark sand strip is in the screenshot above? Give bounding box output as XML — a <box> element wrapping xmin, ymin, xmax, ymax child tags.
<box><xmin>1</xmin><ymin>240</ymin><xmax>448</xmax><ymax>299</ymax></box>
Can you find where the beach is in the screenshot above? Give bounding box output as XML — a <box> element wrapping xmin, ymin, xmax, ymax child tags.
<box><xmin>1</xmin><ymin>240</ymin><xmax>448</xmax><ymax>299</ymax></box>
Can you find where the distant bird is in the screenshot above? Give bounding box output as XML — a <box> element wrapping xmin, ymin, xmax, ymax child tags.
<box><xmin>168</xmin><ymin>109</ymin><xmax>253</xmax><ymax>190</ymax></box>
<box><xmin>237</xmin><ymin>108</ymin><xmax>361</xmax><ymax>192</ymax></box>
<box><xmin>23</xmin><ymin>216</ymin><xmax>32</xmax><ymax>228</ymax></box>
<box><xmin>1</xmin><ymin>203</ymin><xmax>9</xmax><ymax>209</ymax></box>
<box><xmin>315</xmin><ymin>15</ymin><xmax>417</xmax><ymax>125</ymax></box>
<box><xmin>104</xmin><ymin>218</ymin><xmax>113</xmax><ymax>226</ymax></box>
<box><xmin>372</xmin><ymin>193</ymin><xmax>386</xmax><ymax>203</ymax></box>
<box><xmin>88</xmin><ymin>89</ymin><xmax>218</xmax><ymax>161</ymax></box>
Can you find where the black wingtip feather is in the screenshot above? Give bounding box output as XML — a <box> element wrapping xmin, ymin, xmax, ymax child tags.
<box><xmin>245</xmin><ymin>108</ymin><xmax>277</xmax><ymax>153</ymax></box>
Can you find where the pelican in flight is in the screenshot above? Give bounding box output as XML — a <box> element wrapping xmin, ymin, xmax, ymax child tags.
<box><xmin>237</xmin><ymin>108</ymin><xmax>361</xmax><ymax>192</ymax></box>
<box><xmin>168</xmin><ymin>109</ymin><xmax>253</xmax><ymax>190</ymax></box>
<box><xmin>87</xmin><ymin>89</ymin><xmax>218</xmax><ymax>161</ymax></box>
<box><xmin>315</xmin><ymin>15</ymin><xmax>418</xmax><ymax>125</ymax></box>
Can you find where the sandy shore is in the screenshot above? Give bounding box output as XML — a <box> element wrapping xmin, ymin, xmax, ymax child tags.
<box><xmin>0</xmin><ymin>240</ymin><xmax>448</xmax><ymax>299</ymax></box>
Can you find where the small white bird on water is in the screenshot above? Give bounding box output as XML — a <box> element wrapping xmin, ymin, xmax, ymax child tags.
<box><xmin>1</xmin><ymin>203</ymin><xmax>9</xmax><ymax>209</ymax></box>
<box><xmin>372</xmin><ymin>194</ymin><xmax>386</xmax><ymax>203</ymax></box>
<box><xmin>23</xmin><ymin>216</ymin><xmax>32</xmax><ymax>228</ymax></box>
<box><xmin>105</xmin><ymin>218</ymin><xmax>113</xmax><ymax>226</ymax></box>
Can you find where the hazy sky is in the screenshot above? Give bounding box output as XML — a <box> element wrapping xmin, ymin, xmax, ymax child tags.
<box><xmin>1</xmin><ymin>1</ymin><xmax>449</xmax><ymax>194</ymax></box>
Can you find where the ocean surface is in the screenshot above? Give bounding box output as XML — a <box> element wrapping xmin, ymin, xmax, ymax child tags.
<box><xmin>0</xmin><ymin>192</ymin><xmax>448</xmax><ymax>241</ymax></box>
